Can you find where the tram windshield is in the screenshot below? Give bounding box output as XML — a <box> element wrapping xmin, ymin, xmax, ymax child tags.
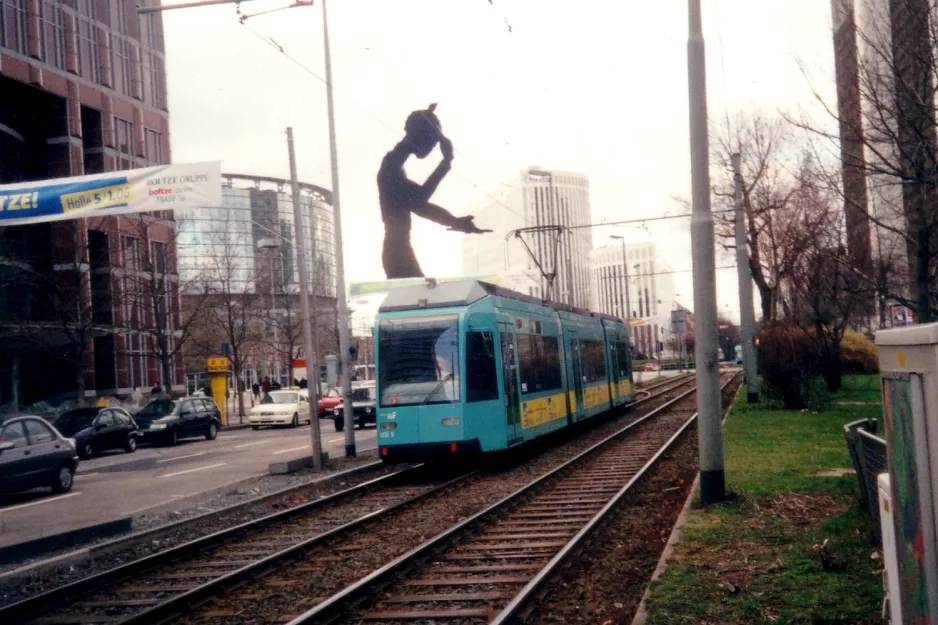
<box><xmin>378</xmin><ymin>314</ymin><xmax>461</xmax><ymax>407</ymax></box>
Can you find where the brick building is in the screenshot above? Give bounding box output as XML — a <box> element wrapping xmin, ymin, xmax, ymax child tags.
<box><xmin>0</xmin><ymin>0</ymin><xmax>179</xmax><ymax>411</ymax></box>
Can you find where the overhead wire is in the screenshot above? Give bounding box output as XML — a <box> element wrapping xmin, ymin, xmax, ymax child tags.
<box><xmin>233</xmin><ymin>12</ymin><xmax>530</xmax><ymax>223</ymax></box>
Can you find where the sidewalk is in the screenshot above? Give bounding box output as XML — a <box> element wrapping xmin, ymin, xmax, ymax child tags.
<box><xmin>640</xmin><ymin>375</ymin><xmax>884</xmax><ymax>625</ymax></box>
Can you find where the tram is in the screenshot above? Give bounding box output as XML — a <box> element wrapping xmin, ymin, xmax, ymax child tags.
<box><xmin>374</xmin><ymin>279</ymin><xmax>634</xmax><ymax>461</ymax></box>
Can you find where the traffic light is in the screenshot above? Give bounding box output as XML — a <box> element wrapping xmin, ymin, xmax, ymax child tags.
<box><xmin>349</xmin><ymin>341</ymin><xmax>359</xmax><ymax>362</ymax></box>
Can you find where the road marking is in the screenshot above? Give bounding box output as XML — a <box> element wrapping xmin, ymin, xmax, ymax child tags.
<box><xmin>235</xmin><ymin>441</ymin><xmax>268</xmax><ymax>449</ymax></box>
<box><xmin>0</xmin><ymin>492</ymin><xmax>81</xmax><ymax>513</ymax></box>
<box><xmin>327</xmin><ymin>437</ymin><xmax>346</xmax><ymax>443</ymax></box>
<box><xmin>77</xmin><ymin>472</ymin><xmax>99</xmax><ymax>478</ymax></box>
<box><xmin>272</xmin><ymin>445</ymin><xmax>308</xmax><ymax>455</ymax></box>
<box><xmin>160</xmin><ymin>463</ymin><xmax>227</xmax><ymax>478</ymax></box>
<box><xmin>156</xmin><ymin>452</ymin><xmax>206</xmax><ymax>464</ymax></box>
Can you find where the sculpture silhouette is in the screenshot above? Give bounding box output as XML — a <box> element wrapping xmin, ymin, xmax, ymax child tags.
<box><xmin>377</xmin><ymin>104</ymin><xmax>491</xmax><ymax>279</ymax></box>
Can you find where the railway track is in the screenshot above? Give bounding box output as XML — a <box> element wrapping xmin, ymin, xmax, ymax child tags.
<box><xmin>290</xmin><ymin>371</ymin><xmax>740</xmax><ymax>625</ymax></box>
<box><xmin>0</xmin><ymin>464</ymin><xmax>468</xmax><ymax>625</ymax></box>
<box><xmin>0</xmin><ymin>372</ymin><xmax>703</xmax><ymax>625</ymax></box>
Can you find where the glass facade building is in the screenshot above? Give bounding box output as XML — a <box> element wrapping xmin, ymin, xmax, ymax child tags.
<box><xmin>176</xmin><ymin>173</ymin><xmax>336</xmax><ymax>299</ymax></box>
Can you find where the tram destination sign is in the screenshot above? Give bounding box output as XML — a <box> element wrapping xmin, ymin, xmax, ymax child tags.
<box><xmin>0</xmin><ymin>161</ymin><xmax>221</xmax><ymax>226</ymax></box>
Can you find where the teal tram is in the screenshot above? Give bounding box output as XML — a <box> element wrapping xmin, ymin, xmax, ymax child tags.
<box><xmin>374</xmin><ymin>280</ymin><xmax>634</xmax><ymax>461</ymax></box>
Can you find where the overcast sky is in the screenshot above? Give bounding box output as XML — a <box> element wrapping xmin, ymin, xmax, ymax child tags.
<box><xmin>164</xmin><ymin>0</ymin><xmax>838</xmax><ymax>323</ymax></box>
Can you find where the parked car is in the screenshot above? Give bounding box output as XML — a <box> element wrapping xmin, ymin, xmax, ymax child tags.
<box><xmin>134</xmin><ymin>397</ymin><xmax>221</xmax><ymax>446</ymax></box>
<box><xmin>643</xmin><ymin>362</ymin><xmax>661</xmax><ymax>372</ymax></box>
<box><xmin>50</xmin><ymin>407</ymin><xmax>140</xmax><ymax>460</ymax></box>
<box><xmin>317</xmin><ymin>387</ymin><xmax>344</xmax><ymax>417</ymax></box>
<box><xmin>0</xmin><ymin>416</ymin><xmax>79</xmax><ymax>495</ymax></box>
<box><xmin>249</xmin><ymin>389</ymin><xmax>312</xmax><ymax>429</ymax></box>
<box><xmin>332</xmin><ymin>383</ymin><xmax>377</xmax><ymax>432</ymax></box>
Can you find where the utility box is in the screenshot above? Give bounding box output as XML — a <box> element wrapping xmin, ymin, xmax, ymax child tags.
<box><xmin>875</xmin><ymin>323</ymin><xmax>938</xmax><ymax>623</ymax></box>
<box><xmin>878</xmin><ymin>473</ymin><xmax>903</xmax><ymax>624</ymax></box>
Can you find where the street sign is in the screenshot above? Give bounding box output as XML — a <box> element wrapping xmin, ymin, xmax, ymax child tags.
<box><xmin>671</xmin><ymin>309</ymin><xmax>688</xmax><ymax>334</ymax></box>
<box><xmin>207</xmin><ymin>357</ymin><xmax>230</xmax><ymax>373</ymax></box>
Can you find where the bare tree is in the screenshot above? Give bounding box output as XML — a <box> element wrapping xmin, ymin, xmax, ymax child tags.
<box><xmin>794</xmin><ymin>0</ymin><xmax>938</xmax><ymax>321</ymax></box>
<box><xmin>121</xmin><ymin>214</ymin><xmax>209</xmax><ymax>392</ymax></box>
<box><xmin>183</xmin><ymin>214</ymin><xmax>264</xmax><ymax>419</ymax></box>
<box><xmin>708</xmin><ymin>114</ymin><xmax>819</xmax><ymax>322</ymax></box>
<box><xmin>785</xmin><ymin>165</ymin><xmax>864</xmax><ymax>390</ymax></box>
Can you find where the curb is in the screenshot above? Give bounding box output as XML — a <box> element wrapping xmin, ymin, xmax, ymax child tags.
<box><xmin>220</xmin><ymin>423</ymin><xmax>254</xmax><ymax>431</ymax></box>
<box><xmin>630</xmin><ymin>376</ymin><xmax>743</xmax><ymax>625</ymax></box>
<box><xmin>630</xmin><ymin>475</ymin><xmax>700</xmax><ymax>625</ymax></box>
<box><xmin>0</xmin><ymin>458</ymin><xmax>384</xmax><ymax>586</ymax></box>
<box><xmin>0</xmin><ymin>518</ymin><xmax>132</xmax><ymax>566</ymax></box>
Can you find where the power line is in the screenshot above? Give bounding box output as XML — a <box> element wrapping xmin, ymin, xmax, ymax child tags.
<box><xmin>233</xmin><ymin>16</ymin><xmax>529</xmax><ymax>223</ymax></box>
<box><xmin>599</xmin><ymin>265</ymin><xmax>736</xmax><ymax>280</ymax></box>
<box><xmin>567</xmin><ymin>208</ymin><xmax>736</xmax><ymax>230</ymax></box>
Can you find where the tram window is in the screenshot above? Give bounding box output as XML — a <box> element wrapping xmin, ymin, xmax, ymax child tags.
<box><xmin>616</xmin><ymin>342</ymin><xmax>631</xmax><ymax>377</ymax></box>
<box><xmin>580</xmin><ymin>340</ymin><xmax>608</xmax><ymax>383</ymax></box>
<box><xmin>518</xmin><ymin>334</ymin><xmax>563</xmax><ymax>394</ymax></box>
<box><xmin>466</xmin><ymin>331</ymin><xmax>498</xmax><ymax>402</ymax></box>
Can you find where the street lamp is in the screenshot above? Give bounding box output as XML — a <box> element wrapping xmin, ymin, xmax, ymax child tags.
<box><xmin>609</xmin><ymin>235</ymin><xmax>632</xmax><ymax>336</ymax></box>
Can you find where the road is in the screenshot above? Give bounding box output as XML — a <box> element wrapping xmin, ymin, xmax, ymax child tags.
<box><xmin>0</xmin><ymin>420</ymin><xmax>376</xmax><ymax>549</ymax></box>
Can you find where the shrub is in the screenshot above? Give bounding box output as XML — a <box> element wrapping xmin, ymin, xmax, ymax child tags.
<box><xmin>757</xmin><ymin>323</ymin><xmax>823</xmax><ymax>410</ymax></box>
<box><xmin>841</xmin><ymin>330</ymin><xmax>879</xmax><ymax>373</ymax></box>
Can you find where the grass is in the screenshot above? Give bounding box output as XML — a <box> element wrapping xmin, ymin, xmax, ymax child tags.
<box><xmin>644</xmin><ymin>375</ymin><xmax>885</xmax><ymax>625</ymax></box>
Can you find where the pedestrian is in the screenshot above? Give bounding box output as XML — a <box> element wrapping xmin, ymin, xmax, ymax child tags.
<box><xmin>151</xmin><ymin>382</ymin><xmax>163</xmax><ymax>397</ymax></box>
<box><xmin>262</xmin><ymin>376</ymin><xmax>271</xmax><ymax>396</ymax></box>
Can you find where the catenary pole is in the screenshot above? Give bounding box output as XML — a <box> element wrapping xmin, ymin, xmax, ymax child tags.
<box><xmin>287</xmin><ymin>127</ymin><xmax>324</xmax><ymax>471</ymax></box>
<box><xmin>687</xmin><ymin>0</ymin><xmax>725</xmax><ymax>505</ymax></box>
<box><xmin>732</xmin><ymin>153</ymin><xmax>759</xmax><ymax>403</ymax></box>
<box><xmin>321</xmin><ymin>0</ymin><xmax>355</xmax><ymax>457</ymax></box>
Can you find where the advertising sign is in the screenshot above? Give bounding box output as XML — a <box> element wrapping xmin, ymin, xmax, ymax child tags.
<box><xmin>0</xmin><ymin>162</ymin><xmax>221</xmax><ymax>226</ymax></box>
<box><xmin>207</xmin><ymin>357</ymin><xmax>230</xmax><ymax>373</ymax></box>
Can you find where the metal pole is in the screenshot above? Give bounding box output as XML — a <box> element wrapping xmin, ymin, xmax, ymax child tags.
<box><xmin>287</xmin><ymin>127</ymin><xmax>324</xmax><ymax>471</ymax></box>
<box><xmin>322</xmin><ymin>0</ymin><xmax>355</xmax><ymax>457</ymax></box>
<box><xmin>732</xmin><ymin>153</ymin><xmax>759</xmax><ymax>403</ymax></box>
<box><xmin>687</xmin><ymin>0</ymin><xmax>725</xmax><ymax>505</ymax></box>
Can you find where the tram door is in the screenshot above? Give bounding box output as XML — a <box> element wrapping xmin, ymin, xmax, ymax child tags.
<box><xmin>610</xmin><ymin>340</ymin><xmax>620</xmax><ymax>403</ymax></box>
<box><xmin>498</xmin><ymin>324</ymin><xmax>522</xmax><ymax>443</ymax></box>
<box><xmin>570</xmin><ymin>336</ymin><xmax>584</xmax><ymax>416</ymax></box>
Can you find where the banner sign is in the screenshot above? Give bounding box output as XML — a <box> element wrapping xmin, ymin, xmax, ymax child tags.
<box><xmin>0</xmin><ymin>161</ymin><xmax>222</xmax><ymax>226</ymax></box>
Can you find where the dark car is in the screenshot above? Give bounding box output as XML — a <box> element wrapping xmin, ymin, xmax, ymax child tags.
<box><xmin>134</xmin><ymin>397</ymin><xmax>221</xmax><ymax>446</ymax></box>
<box><xmin>332</xmin><ymin>384</ymin><xmax>376</xmax><ymax>431</ymax></box>
<box><xmin>51</xmin><ymin>407</ymin><xmax>140</xmax><ymax>460</ymax></box>
<box><xmin>0</xmin><ymin>416</ymin><xmax>79</xmax><ymax>495</ymax></box>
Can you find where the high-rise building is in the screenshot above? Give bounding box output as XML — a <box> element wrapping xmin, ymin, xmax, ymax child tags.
<box><xmin>590</xmin><ymin>242</ymin><xmax>676</xmax><ymax>358</ymax></box>
<box><xmin>176</xmin><ymin>173</ymin><xmax>338</xmax><ymax>388</ymax></box>
<box><xmin>0</xmin><ymin>0</ymin><xmax>176</xmax><ymax>410</ymax></box>
<box><xmin>462</xmin><ymin>167</ymin><xmax>593</xmax><ymax>308</ymax></box>
<box><xmin>836</xmin><ymin>0</ymin><xmax>938</xmax><ymax>322</ymax></box>
<box><xmin>831</xmin><ymin>0</ymin><xmax>873</xmax><ymax>284</ymax></box>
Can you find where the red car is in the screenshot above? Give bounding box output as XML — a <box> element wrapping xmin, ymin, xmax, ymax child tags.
<box><xmin>317</xmin><ymin>387</ymin><xmax>343</xmax><ymax>416</ymax></box>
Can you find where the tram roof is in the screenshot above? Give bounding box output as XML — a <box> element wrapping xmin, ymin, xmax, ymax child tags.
<box><xmin>377</xmin><ymin>279</ymin><xmax>623</xmax><ymax>324</ymax></box>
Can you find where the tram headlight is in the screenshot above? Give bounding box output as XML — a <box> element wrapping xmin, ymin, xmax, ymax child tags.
<box><xmin>441</xmin><ymin>418</ymin><xmax>461</xmax><ymax>427</ymax></box>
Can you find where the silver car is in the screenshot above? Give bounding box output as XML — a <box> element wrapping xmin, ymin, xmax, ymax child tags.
<box><xmin>0</xmin><ymin>416</ymin><xmax>80</xmax><ymax>495</ymax></box>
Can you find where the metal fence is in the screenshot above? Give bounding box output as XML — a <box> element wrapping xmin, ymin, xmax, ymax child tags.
<box><xmin>844</xmin><ymin>418</ymin><xmax>888</xmax><ymax>545</ymax></box>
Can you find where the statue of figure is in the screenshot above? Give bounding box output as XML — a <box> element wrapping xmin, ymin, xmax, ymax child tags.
<box><xmin>377</xmin><ymin>104</ymin><xmax>490</xmax><ymax>279</ymax></box>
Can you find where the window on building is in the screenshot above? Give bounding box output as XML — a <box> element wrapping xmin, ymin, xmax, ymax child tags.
<box><xmin>114</xmin><ymin>116</ymin><xmax>133</xmax><ymax>170</ymax></box>
<box><xmin>127</xmin><ymin>331</ymin><xmax>147</xmax><ymax>388</ymax></box>
<box><xmin>76</xmin><ymin>0</ymin><xmax>100</xmax><ymax>83</ymax></box>
<box><xmin>111</xmin><ymin>35</ymin><xmax>131</xmax><ymax>96</ymax></box>
<box><xmin>121</xmin><ymin>235</ymin><xmax>142</xmax><ymax>330</ymax></box>
<box><xmin>1</xmin><ymin>0</ymin><xmax>28</xmax><ymax>55</ymax></box>
<box><xmin>465</xmin><ymin>331</ymin><xmax>498</xmax><ymax>403</ymax></box>
<box><xmin>41</xmin><ymin>0</ymin><xmax>65</xmax><ymax>69</ymax></box>
<box><xmin>144</xmin><ymin>128</ymin><xmax>163</xmax><ymax>164</ymax></box>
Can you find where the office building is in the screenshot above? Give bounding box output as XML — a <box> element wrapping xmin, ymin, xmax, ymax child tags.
<box><xmin>176</xmin><ymin>173</ymin><xmax>338</xmax><ymax>388</ymax></box>
<box><xmin>462</xmin><ymin>167</ymin><xmax>593</xmax><ymax>308</ymax></box>
<box><xmin>590</xmin><ymin>242</ymin><xmax>676</xmax><ymax>358</ymax></box>
<box><xmin>0</xmin><ymin>0</ymin><xmax>176</xmax><ymax>409</ymax></box>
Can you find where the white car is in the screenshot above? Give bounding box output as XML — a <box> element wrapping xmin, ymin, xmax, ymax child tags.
<box><xmin>249</xmin><ymin>389</ymin><xmax>312</xmax><ymax>429</ymax></box>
